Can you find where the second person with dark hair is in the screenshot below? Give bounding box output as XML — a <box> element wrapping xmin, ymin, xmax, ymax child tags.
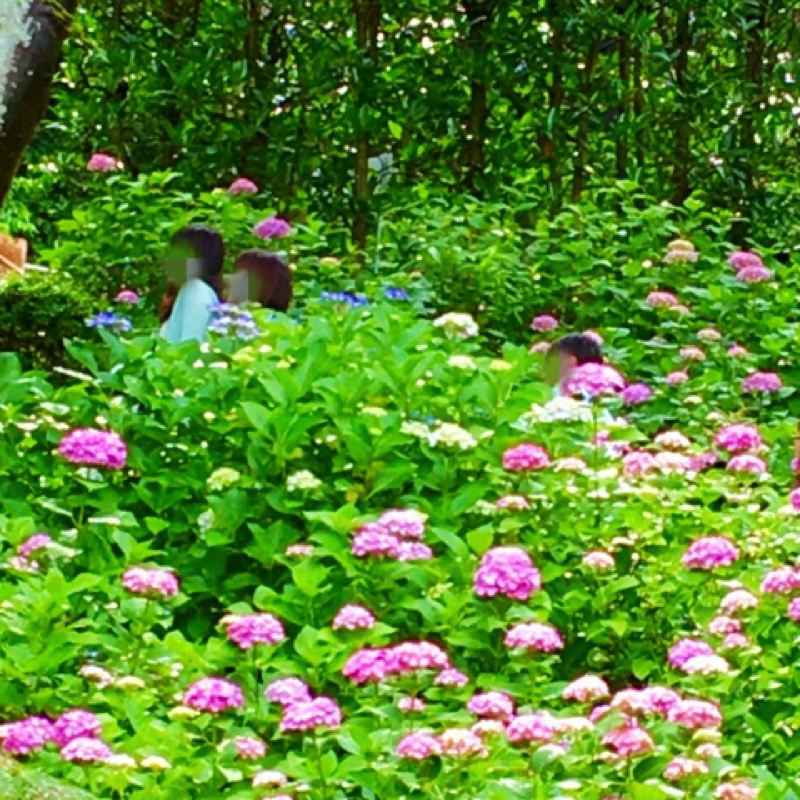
<box><xmin>227</xmin><ymin>250</ymin><xmax>293</xmax><ymax>311</ymax></box>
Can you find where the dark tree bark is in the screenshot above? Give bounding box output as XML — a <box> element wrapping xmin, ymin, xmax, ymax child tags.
<box><xmin>0</xmin><ymin>0</ymin><xmax>78</xmax><ymax>208</ymax></box>
<box><xmin>671</xmin><ymin>4</ymin><xmax>692</xmax><ymax>204</ymax></box>
<box><xmin>633</xmin><ymin>39</ymin><xmax>646</xmax><ymax>172</ymax></box>
<box><xmin>352</xmin><ymin>0</ymin><xmax>380</xmax><ymax>256</ymax></box>
<box><xmin>571</xmin><ymin>40</ymin><xmax>600</xmax><ymax>201</ymax></box>
<box><xmin>544</xmin><ymin>0</ymin><xmax>566</xmax><ymax>211</ymax></box>
<box><xmin>616</xmin><ymin>30</ymin><xmax>630</xmax><ymax>178</ymax></box>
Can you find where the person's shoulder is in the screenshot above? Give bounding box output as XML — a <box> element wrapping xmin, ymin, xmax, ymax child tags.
<box><xmin>182</xmin><ymin>279</ymin><xmax>217</xmax><ymax>301</ymax></box>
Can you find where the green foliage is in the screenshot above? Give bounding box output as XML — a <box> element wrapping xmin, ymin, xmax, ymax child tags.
<box><xmin>0</xmin><ymin>756</ymin><xmax>95</xmax><ymax>800</ymax></box>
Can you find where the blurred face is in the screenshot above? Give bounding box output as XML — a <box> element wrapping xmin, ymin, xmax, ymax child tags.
<box><xmin>545</xmin><ymin>350</ymin><xmax>577</xmax><ymax>386</ymax></box>
<box><xmin>165</xmin><ymin>242</ymin><xmax>201</xmax><ymax>285</ymax></box>
<box><xmin>228</xmin><ymin>268</ymin><xmax>262</xmax><ymax>304</ymax></box>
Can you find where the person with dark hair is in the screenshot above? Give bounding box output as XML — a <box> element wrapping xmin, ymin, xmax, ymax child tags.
<box><xmin>544</xmin><ymin>333</ymin><xmax>604</xmax><ymax>390</ymax></box>
<box><xmin>227</xmin><ymin>250</ymin><xmax>293</xmax><ymax>312</ymax></box>
<box><xmin>160</xmin><ymin>225</ymin><xmax>225</xmax><ymax>343</ymax></box>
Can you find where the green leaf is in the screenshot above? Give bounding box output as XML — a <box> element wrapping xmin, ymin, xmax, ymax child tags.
<box><xmin>388</xmin><ymin>121</ymin><xmax>403</xmax><ymax>139</ymax></box>
<box><xmin>466</xmin><ymin>527</ymin><xmax>493</xmax><ymax>554</ymax></box>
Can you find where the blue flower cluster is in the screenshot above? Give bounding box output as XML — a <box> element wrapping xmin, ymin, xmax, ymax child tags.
<box><xmin>209</xmin><ymin>303</ymin><xmax>260</xmax><ymax>339</ymax></box>
<box><xmin>385</xmin><ymin>287</ymin><xmax>410</xmax><ymax>301</ymax></box>
<box><xmin>320</xmin><ymin>292</ymin><xmax>370</xmax><ymax>307</ymax></box>
<box><xmin>86</xmin><ymin>311</ymin><xmax>133</xmax><ymax>333</ymax></box>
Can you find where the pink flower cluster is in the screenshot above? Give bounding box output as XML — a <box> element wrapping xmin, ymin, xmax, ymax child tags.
<box><xmin>761</xmin><ymin>566</ymin><xmax>800</xmax><ymax>594</ymax></box>
<box><xmin>504</xmin><ymin>622</ymin><xmax>564</xmax><ymax>653</ymax></box>
<box><xmin>621</xmin><ymin>383</ymin><xmax>652</xmax><ymax>406</ymax></box>
<box><xmin>531</xmin><ymin>314</ymin><xmax>558</xmax><ymax>332</ymax></box>
<box><xmin>473</xmin><ymin>547</ymin><xmax>541</xmax><ymax>602</ymax></box>
<box><xmin>17</xmin><ymin>533</ymin><xmax>51</xmax><ymax>560</ymax></box>
<box><xmin>647</xmin><ymin>291</ymin><xmax>679</xmax><ymax>307</ymax></box>
<box><xmin>668</xmin><ymin>638</ymin><xmax>714</xmax><ymax>669</ymax></box>
<box><xmin>467</xmin><ymin>692</ymin><xmax>515</xmax><ymax>720</ymax></box>
<box><xmin>351</xmin><ymin>510</ymin><xmax>431</xmax><ymax>561</ymax></box>
<box><xmin>343</xmin><ymin>641</ymin><xmax>449</xmax><ymax>684</ymax></box>
<box><xmin>184</xmin><ymin>678</ymin><xmax>244</xmax><ymax>713</ymax></box>
<box><xmin>265</xmin><ymin>678</ymin><xmax>312</xmax><ymax>706</ymax></box>
<box><xmin>682</xmin><ymin>537</ymin><xmax>739</xmax><ymax>570</ymax></box>
<box><xmin>115</xmin><ymin>289</ymin><xmax>140</xmax><ymax>304</ymax></box>
<box><xmin>742</xmin><ymin>371</ymin><xmax>782</xmax><ymax>393</ymax></box>
<box><xmin>562</xmin><ymin>363</ymin><xmax>626</xmax><ymax>398</ymax></box>
<box><xmin>502</xmin><ymin>443</ymin><xmax>550</xmax><ymax>471</ymax></box>
<box><xmin>1</xmin><ymin>716</ymin><xmax>53</xmax><ymax>755</ymax></box>
<box><xmin>223</xmin><ymin>614</ymin><xmax>286</xmax><ymax>649</ymax></box>
<box><xmin>227</xmin><ymin>736</ymin><xmax>266</xmax><ymax>759</ymax></box>
<box><xmin>58</xmin><ymin>428</ymin><xmax>127</xmax><ymax>469</ymax></box>
<box><xmin>332</xmin><ymin>604</ymin><xmax>376</xmax><ymax>630</ymax></box>
<box><xmin>727</xmin><ymin>454</ymin><xmax>767</xmax><ymax>474</ymax></box>
<box><xmin>254</xmin><ymin>215</ymin><xmax>292</xmax><ymax>239</ymax></box>
<box><xmin>87</xmin><ymin>153</ymin><xmax>118</xmax><ymax>172</ymax></box>
<box><xmin>122</xmin><ymin>566</ymin><xmax>179</xmax><ymax>598</ymax></box>
<box><xmin>582</xmin><ymin>551</ymin><xmax>614</xmax><ymax>570</ymax></box>
<box><xmin>280</xmin><ymin>696</ymin><xmax>342</xmax><ymax>732</ymax></box>
<box><xmin>506</xmin><ymin>713</ymin><xmax>556</xmax><ymax>744</ymax></box>
<box><xmin>730</xmin><ymin>251</ymin><xmax>772</xmax><ymax>283</ymax></box>
<box><xmin>52</xmin><ymin>710</ymin><xmax>102</xmax><ymax>747</ymax></box>
<box><xmin>229</xmin><ymin>177</ymin><xmax>258</xmax><ymax>195</ymax></box>
<box><xmin>562</xmin><ymin>675</ymin><xmax>609</xmax><ymax>703</ymax></box>
<box><xmin>622</xmin><ymin>450</ymin><xmax>657</xmax><ymax>478</ymax></box>
<box><xmin>714</xmin><ymin>424</ymin><xmax>762</xmax><ymax>453</ymax></box>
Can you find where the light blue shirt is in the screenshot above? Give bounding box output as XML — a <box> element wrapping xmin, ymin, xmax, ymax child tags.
<box><xmin>162</xmin><ymin>279</ymin><xmax>217</xmax><ymax>344</ymax></box>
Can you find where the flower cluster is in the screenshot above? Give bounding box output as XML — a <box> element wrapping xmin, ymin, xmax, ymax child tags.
<box><xmin>474</xmin><ymin>547</ymin><xmax>541</xmax><ymax>602</ymax></box>
<box><xmin>209</xmin><ymin>303</ymin><xmax>260</xmax><ymax>339</ymax></box>
<box><xmin>59</xmin><ymin>428</ymin><xmax>127</xmax><ymax>469</ymax></box>
<box><xmin>351</xmin><ymin>509</ymin><xmax>431</xmax><ymax>561</ymax></box>
<box><xmin>86</xmin><ymin>311</ymin><xmax>133</xmax><ymax>333</ymax></box>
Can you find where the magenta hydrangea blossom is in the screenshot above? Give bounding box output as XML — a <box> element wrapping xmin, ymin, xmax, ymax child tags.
<box><xmin>332</xmin><ymin>604</ymin><xmax>376</xmax><ymax>630</ymax></box>
<box><xmin>184</xmin><ymin>678</ymin><xmax>244</xmax><ymax>713</ymax></box>
<box><xmin>563</xmin><ymin>675</ymin><xmax>609</xmax><ymax>703</ymax></box>
<box><xmin>1</xmin><ymin>717</ymin><xmax>53</xmax><ymax>755</ymax></box>
<box><xmin>115</xmin><ymin>289</ymin><xmax>140</xmax><ymax>304</ymax></box>
<box><xmin>727</xmin><ymin>454</ymin><xmax>767</xmax><ymax>474</ymax></box>
<box><xmin>87</xmin><ymin>153</ymin><xmax>118</xmax><ymax>172</ymax></box>
<box><xmin>720</xmin><ymin>589</ymin><xmax>758</xmax><ymax>614</ymax></box>
<box><xmin>229</xmin><ymin>177</ymin><xmax>258</xmax><ymax>195</ymax></box>
<box><xmin>602</xmin><ymin>722</ymin><xmax>654</xmax><ymax>757</ymax></box>
<box><xmin>743</xmin><ymin>372</ymin><xmax>782</xmax><ymax>393</ymax></box>
<box><xmin>790</xmin><ymin>488</ymin><xmax>800</xmax><ymax>511</ymax></box>
<box><xmin>264</xmin><ymin>678</ymin><xmax>312</xmax><ymax>705</ymax></box>
<box><xmin>502</xmin><ymin>443</ymin><xmax>550</xmax><ymax>471</ymax></box>
<box><xmin>280</xmin><ymin>697</ymin><xmax>341</xmax><ymax>732</ymax></box>
<box><xmin>122</xmin><ymin>567</ymin><xmax>179</xmax><ymax>598</ymax></box>
<box><xmin>378</xmin><ymin>509</ymin><xmax>427</xmax><ymax>539</ymax></box>
<box><xmin>17</xmin><ymin>533</ymin><xmax>51</xmax><ymax>559</ymax></box>
<box><xmin>668</xmin><ymin>638</ymin><xmax>714</xmax><ymax>669</ymax></box>
<box><xmin>665</xmin><ymin>370</ymin><xmax>689</xmax><ymax>386</ymax></box>
<box><xmin>622</xmin><ymin>383</ymin><xmax>652</xmax><ymax>406</ymax></box>
<box><xmin>562</xmin><ymin>363</ymin><xmax>625</xmax><ymax>398</ymax></box>
<box><xmin>52</xmin><ymin>710</ymin><xmax>102</xmax><ymax>747</ymax></box>
<box><xmin>351</xmin><ymin>523</ymin><xmax>399</xmax><ymax>558</ymax></box>
<box><xmin>225</xmin><ymin>736</ymin><xmax>267</xmax><ymax>759</ymax></box>
<box><xmin>682</xmin><ymin>537</ymin><xmax>739</xmax><ymax>570</ymax></box>
<box><xmin>224</xmin><ymin>614</ymin><xmax>286</xmax><ymax>649</ymax></box>
<box><xmin>761</xmin><ymin>567</ymin><xmax>800</xmax><ymax>594</ymax></box>
<box><xmin>396</xmin><ymin>731</ymin><xmax>442</xmax><ymax>759</ymax></box>
<box><xmin>397</xmin><ymin>697</ymin><xmax>426</xmax><ymax>713</ymax></box>
<box><xmin>728</xmin><ymin>344</ymin><xmax>748</xmax><ymax>358</ymax></box>
<box><xmin>728</xmin><ymin>251</ymin><xmax>764</xmax><ymax>271</ymax></box>
<box><xmin>343</xmin><ymin>647</ymin><xmax>394</xmax><ymax>684</ymax></box>
<box><xmin>474</xmin><ymin>547</ymin><xmax>541</xmax><ymax>602</ymax></box>
<box><xmin>736</xmin><ymin>265</ymin><xmax>772</xmax><ymax>283</ymax></box>
<box><xmin>58</xmin><ymin>428</ymin><xmax>127</xmax><ymax>469</ymax></box>
<box><xmin>531</xmin><ymin>314</ymin><xmax>558</xmax><ymax>332</ymax></box>
<box><xmin>389</xmin><ymin>642</ymin><xmax>450</xmax><ymax>675</ymax></box>
<box><xmin>709</xmin><ymin>615</ymin><xmax>741</xmax><ymax>636</ymax></box>
<box><xmin>714</xmin><ymin>424</ymin><xmax>762</xmax><ymax>453</ymax></box>
<box><xmin>435</xmin><ymin>668</ymin><xmax>469</xmax><ymax>687</ymax></box>
<box><xmin>667</xmin><ymin>699</ymin><xmax>722</xmax><ymax>729</ymax></box>
<box><xmin>506</xmin><ymin>713</ymin><xmax>556</xmax><ymax>744</ymax></box>
<box><xmin>504</xmin><ymin>622</ymin><xmax>564</xmax><ymax>653</ymax></box>
<box><xmin>467</xmin><ymin>692</ymin><xmax>514</xmax><ymax>720</ymax></box>
<box><xmin>646</xmin><ymin>291</ymin><xmax>678</xmax><ymax>307</ymax></box>
<box><xmin>789</xmin><ymin>598</ymin><xmax>800</xmax><ymax>622</ymax></box>
<box><xmin>60</xmin><ymin>736</ymin><xmax>113</xmax><ymax>762</ymax></box>
<box><xmin>622</xmin><ymin>450</ymin><xmax>657</xmax><ymax>478</ymax></box>
<box><xmin>254</xmin><ymin>216</ymin><xmax>292</xmax><ymax>239</ymax></box>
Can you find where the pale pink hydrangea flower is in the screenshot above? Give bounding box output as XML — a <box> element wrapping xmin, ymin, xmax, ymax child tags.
<box><xmin>286</xmin><ymin>544</ymin><xmax>313</xmax><ymax>557</ymax></box>
<box><xmin>265</xmin><ymin>678</ymin><xmax>312</xmax><ymax>705</ymax></box>
<box><xmin>714</xmin><ymin>424</ymin><xmax>762</xmax><ymax>454</ymax></box>
<box><xmin>1</xmin><ymin>717</ymin><xmax>53</xmax><ymax>755</ymax></box>
<box><xmin>582</xmin><ymin>551</ymin><xmax>614</xmax><ymax>570</ymax></box>
<box><xmin>680</xmin><ymin>346</ymin><xmax>705</xmax><ymax>361</ymax></box>
<box><xmin>789</xmin><ymin>597</ymin><xmax>800</xmax><ymax>622</ymax></box>
<box><xmin>715</xmin><ymin>781</ymin><xmax>759</xmax><ymax>799</ymax></box>
<box><xmin>562</xmin><ymin>363</ymin><xmax>625</xmax><ymax>397</ymax></box>
<box><xmin>506</xmin><ymin>713</ymin><xmax>556</xmax><ymax>744</ymax></box>
<box><xmin>87</xmin><ymin>153</ymin><xmax>118</xmax><ymax>172</ymax></box>
<box><xmin>184</xmin><ymin>678</ymin><xmax>244</xmax><ymax>713</ymax></box>
<box><xmin>223</xmin><ymin>614</ymin><xmax>285</xmax><ymax>649</ymax></box>
<box><xmin>737</xmin><ymin>265</ymin><xmax>772</xmax><ymax>283</ymax></box>
<box><xmin>622</xmin><ymin>383</ymin><xmax>652</xmax><ymax>406</ymax></box>
<box><xmin>761</xmin><ymin>567</ymin><xmax>800</xmax><ymax>594</ymax></box>
<box><xmin>602</xmin><ymin>722</ymin><xmax>654</xmax><ymax>757</ymax></box>
<box><xmin>226</xmin><ymin>736</ymin><xmax>266</xmax><ymax>759</ymax></box>
<box><xmin>351</xmin><ymin>523</ymin><xmax>399</xmax><ymax>558</ymax></box>
<box><xmin>474</xmin><ymin>547</ymin><xmax>541</xmax><ymax>601</ymax></box>
<box><xmin>253</xmin><ymin>770</ymin><xmax>288</xmax><ymax>787</ymax></box>
<box><xmin>396</xmin><ymin>732</ymin><xmax>442</xmax><ymax>759</ymax></box>
<box><xmin>647</xmin><ymin>291</ymin><xmax>678</xmax><ymax>307</ymax></box>
<box><xmin>667</xmin><ymin>699</ymin><xmax>722</xmax><ymax>729</ymax></box>
<box><xmin>379</xmin><ymin>509</ymin><xmax>427</xmax><ymax>539</ymax></box>
<box><xmin>641</xmin><ymin>687</ymin><xmax>682</xmax><ymax>716</ymax></box>
<box><xmin>682</xmin><ymin>654</ymin><xmax>731</xmax><ymax>675</ymax></box>
<box><xmin>17</xmin><ymin>534</ymin><xmax>51</xmax><ymax>559</ymax></box>
<box><xmin>332</xmin><ymin>604</ymin><xmax>375</xmax><ymax>630</ymax></box>
<box><xmin>664</xmin><ymin>756</ymin><xmax>709</xmax><ymax>780</ymax></box>
<box><xmin>59</xmin><ymin>428</ymin><xmax>127</xmax><ymax>469</ymax></box>
<box><xmin>720</xmin><ymin>589</ymin><xmax>758</xmax><ymax>614</ymax></box>
<box><xmin>698</xmin><ymin>328</ymin><xmax>721</xmax><ymax>341</ymax></box>
<box><xmin>467</xmin><ymin>692</ymin><xmax>514</xmax><ymax>720</ymax></box>
<box><xmin>611</xmin><ymin>689</ymin><xmax>653</xmax><ymax>716</ymax></box>
<box><xmin>554</xmin><ymin>456</ymin><xmax>587</xmax><ymax>472</ymax></box>
<box><xmin>563</xmin><ymin>675</ymin><xmax>609</xmax><ymax>703</ymax></box>
<box><xmin>398</xmin><ymin>697</ymin><xmax>427</xmax><ymax>713</ymax></box>
<box><xmin>60</xmin><ymin>737</ymin><xmax>113</xmax><ymax>762</ymax></box>
<box><xmin>723</xmin><ymin>633</ymin><xmax>750</xmax><ymax>649</ymax></box>
<box><xmin>729</xmin><ymin>251</ymin><xmax>764</xmax><ymax>271</ymax></box>
<box><xmin>389</xmin><ymin>642</ymin><xmax>450</xmax><ymax>675</ymax></box>
<box><xmin>552</xmin><ymin>716</ymin><xmax>594</xmax><ymax>734</ymax></box>
<box><xmin>122</xmin><ymin>567</ymin><xmax>179</xmax><ymax>598</ymax></box>
<box><xmin>623</xmin><ymin>450</ymin><xmax>657</xmax><ymax>478</ymax></box>
<box><xmin>709</xmin><ymin>616</ymin><xmax>741</xmax><ymax>636</ymax></box>
<box><xmin>505</xmin><ymin>622</ymin><xmax>564</xmax><ymax>653</ymax></box>
<box><xmin>666</xmin><ymin>370</ymin><xmax>689</xmax><ymax>386</ymax></box>
<box><xmin>438</xmin><ymin>728</ymin><xmax>487</xmax><ymax>757</ymax></box>
<box><xmin>531</xmin><ymin>314</ymin><xmax>558</xmax><ymax>332</ymax></box>
<box><xmin>228</xmin><ymin>177</ymin><xmax>258</xmax><ymax>195</ymax></box>
<box><xmin>669</xmin><ymin>639</ymin><xmax>714</xmax><ymax>668</ymax></box>
<box><xmin>655</xmin><ymin>430</ymin><xmax>691</xmax><ymax>450</ymax></box>
<box><xmin>728</xmin><ymin>344</ymin><xmax>748</xmax><ymax>358</ymax></box>
<box><xmin>689</xmin><ymin>452</ymin><xmax>718</xmax><ymax>472</ymax></box>
<box><xmin>727</xmin><ymin>454</ymin><xmax>767</xmax><ymax>474</ymax></box>
<box><xmin>502</xmin><ymin>443</ymin><xmax>550</xmax><ymax>471</ymax></box>
<box><xmin>395</xmin><ymin>541</ymin><xmax>433</xmax><ymax>561</ymax></box>
<box><xmin>682</xmin><ymin>537</ymin><xmax>739</xmax><ymax>570</ymax></box>
<box><xmin>472</xmin><ymin>719</ymin><xmax>507</xmax><ymax>738</ymax></box>
<box><xmin>115</xmin><ymin>289</ymin><xmax>140</xmax><ymax>304</ymax></box>
<box><xmin>495</xmin><ymin>495</ymin><xmax>530</xmax><ymax>510</ymax></box>
<box><xmin>743</xmin><ymin>372</ymin><xmax>782</xmax><ymax>393</ymax></box>
<box><xmin>280</xmin><ymin>697</ymin><xmax>342</xmax><ymax>732</ymax></box>
<box><xmin>696</xmin><ymin>743</ymin><xmax>722</xmax><ymax>759</ymax></box>
<box><xmin>655</xmin><ymin>451</ymin><xmax>692</xmax><ymax>473</ymax></box>
<box><xmin>435</xmin><ymin>668</ymin><xmax>469</xmax><ymax>687</ymax></box>
<box><xmin>52</xmin><ymin>710</ymin><xmax>101</xmax><ymax>747</ymax></box>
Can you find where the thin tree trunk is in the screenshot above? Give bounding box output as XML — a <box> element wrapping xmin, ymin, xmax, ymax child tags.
<box><xmin>464</xmin><ymin>0</ymin><xmax>495</xmax><ymax>190</ymax></box>
<box><xmin>633</xmin><ymin>39</ymin><xmax>646</xmax><ymax>172</ymax></box>
<box><xmin>0</xmin><ymin>0</ymin><xmax>78</xmax><ymax>208</ymax></box>
<box><xmin>571</xmin><ymin>41</ymin><xmax>599</xmax><ymax>201</ymax></box>
<box><xmin>544</xmin><ymin>0</ymin><xmax>565</xmax><ymax>211</ymax></box>
<box><xmin>671</xmin><ymin>5</ymin><xmax>691</xmax><ymax>204</ymax></box>
<box><xmin>352</xmin><ymin>0</ymin><xmax>380</xmax><ymax>257</ymax></box>
<box><xmin>616</xmin><ymin>31</ymin><xmax>630</xmax><ymax>179</ymax></box>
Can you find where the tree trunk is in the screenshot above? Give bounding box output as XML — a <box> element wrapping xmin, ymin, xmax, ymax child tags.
<box><xmin>616</xmin><ymin>30</ymin><xmax>630</xmax><ymax>179</ymax></box>
<box><xmin>0</xmin><ymin>0</ymin><xmax>77</xmax><ymax>208</ymax></box>
<box><xmin>671</xmin><ymin>4</ymin><xmax>691</xmax><ymax>204</ymax></box>
<box><xmin>464</xmin><ymin>0</ymin><xmax>495</xmax><ymax>190</ymax></box>
<box><xmin>352</xmin><ymin>0</ymin><xmax>380</xmax><ymax>257</ymax></box>
<box><xmin>633</xmin><ymin>38</ymin><xmax>646</xmax><ymax>173</ymax></box>
<box><xmin>571</xmin><ymin>41</ymin><xmax>599</xmax><ymax>202</ymax></box>
<box><xmin>544</xmin><ymin>0</ymin><xmax>566</xmax><ymax>211</ymax></box>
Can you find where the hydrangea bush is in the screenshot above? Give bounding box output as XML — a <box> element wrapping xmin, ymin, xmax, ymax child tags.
<box><xmin>1</xmin><ymin>250</ymin><xmax>800</xmax><ymax>797</ymax></box>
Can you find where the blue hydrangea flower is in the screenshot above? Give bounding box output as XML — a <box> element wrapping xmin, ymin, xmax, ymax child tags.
<box><xmin>320</xmin><ymin>291</ymin><xmax>369</xmax><ymax>307</ymax></box>
<box><xmin>385</xmin><ymin>287</ymin><xmax>410</xmax><ymax>301</ymax></box>
<box><xmin>86</xmin><ymin>311</ymin><xmax>132</xmax><ymax>333</ymax></box>
<box><xmin>209</xmin><ymin>305</ymin><xmax>260</xmax><ymax>339</ymax></box>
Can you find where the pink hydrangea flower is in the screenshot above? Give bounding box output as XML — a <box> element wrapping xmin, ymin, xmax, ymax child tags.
<box><xmin>743</xmin><ymin>372</ymin><xmax>782</xmax><ymax>393</ymax></box>
<box><xmin>286</xmin><ymin>543</ymin><xmax>314</xmax><ymax>557</ymax></box>
<box><xmin>664</xmin><ymin>756</ymin><xmax>709</xmax><ymax>781</ymax></box>
<box><xmin>17</xmin><ymin>534</ymin><xmax>51</xmax><ymax>559</ymax></box>
<box><xmin>682</xmin><ymin>654</ymin><xmax>731</xmax><ymax>675</ymax></box>
<box><xmin>562</xmin><ymin>363</ymin><xmax>625</xmax><ymax>398</ymax></box>
<box><xmin>582</xmin><ymin>551</ymin><xmax>614</xmax><ymax>570</ymax></box>
<box><xmin>641</xmin><ymin>686</ymin><xmax>682</xmax><ymax>716</ymax></box>
<box><xmin>682</xmin><ymin>537</ymin><xmax>739</xmax><ymax>570</ymax></box>
<box><xmin>727</xmin><ymin>454</ymin><xmax>767</xmax><ymax>474</ymax></box>
<box><xmin>438</xmin><ymin>728</ymin><xmax>486</xmax><ymax>757</ymax></box>
<box><xmin>351</xmin><ymin>523</ymin><xmax>399</xmax><ymax>558</ymax></box>
<box><xmin>265</xmin><ymin>678</ymin><xmax>312</xmax><ymax>705</ymax></box>
<box><xmin>709</xmin><ymin>616</ymin><xmax>741</xmax><ymax>636</ymax></box>
<box><xmin>611</xmin><ymin>689</ymin><xmax>653</xmax><ymax>715</ymax></box>
<box><xmin>397</xmin><ymin>697</ymin><xmax>427</xmax><ymax>713</ymax></box>
<box><xmin>728</xmin><ymin>251</ymin><xmax>764</xmax><ymax>271</ymax></box>
<box><xmin>496</xmin><ymin>495</ymin><xmax>530</xmax><ymax>510</ymax></box>
<box><xmin>668</xmin><ymin>639</ymin><xmax>714</xmax><ymax>669</ymax></box>
<box><xmin>761</xmin><ymin>567</ymin><xmax>800</xmax><ymax>594</ymax></box>
<box><xmin>467</xmin><ymin>692</ymin><xmax>514</xmax><ymax>720</ymax></box>
<box><xmin>667</xmin><ymin>699</ymin><xmax>722</xmax><ymax>729</ymax></box>
<box><xmin>229</xmin><ymin>177</ymin><xmax>258</xmax><ymax>195</ymax></box>
<box><xmin>563</xmin><ymin>675</ymin><xmax>609</xmax><ymax>703</ymax></box>
<box><xmin>680</xmin><ymin>346</ymin><xmax>705</xmax><ymax>361</ymax></box>
<box><xmin>474</xmin><ymin>547</ymin><xmax>541</xmax><ymax>602</ymax></box>
<box><xmin>721</xmin><ymin>589</ymin><xmax>758</xmax><ymax>614</ymax></box>
<box><xmin>698</xmin><ymin>328</ymin><xmax>721</xmax><ymax>341</ymax></box>
<box><xmin>666</xmin><ymin>370</ymin><xmax>689</xmax><ymax>386</ymax></box>
<box><xmin>253</xmin><ymin>770</ymin><xmax>288</xmax><ymax>788</ymax></box>
<box><xmin>715</xmin><ymin>782</ymin><xmax>759</xmax><ymax>800</ymax></box>
<box><xmin>789</xmin><ymin>597</ymin><xmax>800</xmax><ymax>622</ymax></box>
<box><xmin>395</xmin><ymin>541</ymin><xmax>433</xmax><ymax>561</ymax></box>
<box><xmin>389</xmin><ymin>642</ymin><xmax>450</xmax><ymax>675</ymax></box>
<box><xmin>227</xmin><ymin>736</ymin><xmax>266</xmax><ymax>759</ymax></box>
<box><xmin>280</xmin><ymin>697</ymin><xmax>341</xmax><ymax>732</ymax></box>
<box><xmin>655</xmin><ymin>430</ymin><xmax>691</xmax><ymax>450</ymax></box>
<box><xmin>223</xmin><ymin>614</ymin><xmax>285</xmax><ymax>649</ymax></box>
<box><xmin>343</xmin><ymin>648</ymin><xmax>393</xmax><ymax>684</ymax></box>
<box><xmin>115</xmin><ymin>289</ymin><xmax>140</xmax><ymax>304</ymax></box>
<box><xmin>622</xmin><ymin>450</ymin><xmax>657</xmax><ymax>478</ymax></box>
<box><xmin>602</xmin><ymin>722</ymin><xmax>654</xmax><ymax>757</ymax></box>
<box><xmin>87</xmin><ymin>153</ymin><xmax>118</xmax><ymax>172</ymax></box>
<box><xmin>531</xmin><ymin>314</ymin><xmax>558</xmax><ymax>332</ymax></box>
<box><xmin>737</xmin><ymin>265</ymin><xmax>772</xmax><ymax>283</ymax></box>
<box><xmin>122</xmin><ymin>567</ymin><xmax>179</xmax><ymax>598</ymax></box>
<box><xmin>647</xmin><ymin>291</ymin><xmax>678</xmax><ymax>307</ymax></box>
<box><xmin>530</xmin><ymin>342</ymin><xmax>551</xmax><ymax>355</ymax></box>
<box><xmin>714</xmin><ymin>424</ymin><xmax>762</xmax><ymax>453</ymax></box>
<box><xmin>1</xmin><ymin>717</ymin><xmax>53</xmax><ymax>755</ymax></box>
<box><xmin>554</xmin><ymin>456</ymin><xmax>587</xmax><ymax>472</ymax></box>
<box><xmin>622</xmin><ymin>383</ymin><xmax>652</xmax><ymax>406</ymax></box>
<box><xmin>723</xmin><ymin>633</ymin><xmax>750</xmax><ymax>649</ymax></box>
<box><xmin>60</xmin><ymin>736</ymin><xmax>112</xmax><ymax>762</ymax></box>
<box><xmin>502</xmin><ymin>443</ymin><xmax>550</xmax><ymax>471</ymax></box>
<box><xmin>505</xmin><ymin>622</ymin><xmax>564</xmax><ymax>653</ymax></box>
<box><xmin>254</xmin><ymin>216</ymin><xmax>292</xmax><ymax>239</ymax></box>
<box><xmin>333</xmin><ymin>604</ymin><xmax>376</xmax><ymax>630</ymax></box>
<box><xmin>696</xmin><ymin>743</ymin><xmax>722</xmax><ymax>759</ymax></box>
<box><xmin>790</xmin><ymin>488</ymin><xmax>800</xmax><ymax>510</ymax></box>
<box><xmin>689</xmin><ymin>452</ymin><xmax>718</xmax><ymax>472</ymax></box>
<box><xmin>52</xmin><ymin>710</ymin><xmax>101</xmax><ymax>747</ymax></box>
<box><xmin>379</xmin><ymin>509</ymin><xmax>427</xmax><ymax>539</ymax></box>
<box><xmin>435</xmin><ymin>668</ymin><xmax>469</xmax><ymax>687</ymax></box>
<box><xmin>728</xmin><ymin>344</ymin><xmax>748</xmax><ymax>358</ymax></box>
<box><xmin>396</xmin><ymin>732</ymin><xmax>442</xmax><ymax>759</ymax></box>
<box><xmin>472</xmin><ymin>719</ymin><xmax>507</xmax><ymax>738</ymax></box>
<box><xmin>184</xmin><ymin>678</ymin><xmax>244</xmax><ymax>713</ymax></box>
<box><xmin>506</xmin><ymin>713</ymin><xmax>556</xmax><ymax>744</ymax></box>
<box><xmin>59</xmin><ymin>428</ymin><xmax>127</xmax><ymax>469</ymax></box>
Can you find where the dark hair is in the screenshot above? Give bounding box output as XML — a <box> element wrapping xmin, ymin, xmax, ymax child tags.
<box><xmin>233</xmin><ymin>250</ymin><xmax>293</xmax><ymax>312</ymax></box>
<box><xmin>548</xmin><ymin>334</ymin><xmax>604</xmax><ymax>366</ymax></box>
<box><xmin>158</xmin><ymin>225</ymin><xmax>225</xmax><ymax>322</ymax></box>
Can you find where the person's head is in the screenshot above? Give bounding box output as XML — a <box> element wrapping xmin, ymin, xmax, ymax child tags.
<box><xmin>160</xmin><ymin>225</ymin><xmax>225</xmax><ymax>322</ymax></box>
<box><xmin>545</xmin><ymin>333</ymin><xmax>604</xmax><ymax>386</ymax></box>
<box><xmin>228</xmin><ymin>250</ymin><xmax>293</xmax><ymax>311</ymax></box>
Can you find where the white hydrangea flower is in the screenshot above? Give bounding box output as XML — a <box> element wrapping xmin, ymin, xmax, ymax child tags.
<box><xmin>520</xmin><ymin>397</ymin><xmax>593</xmax><ymax>425</ymax></box>
<box><xmin>433</xmin><ymin>312</ymin><xmax>479</xmax><ymax>339</ymax></box>
<box><xmin>447</xmin><ymin>355</ymin><xmax>477</xmax><ymax>371</ymax></box>
<box><xmin>207</xmin><ymin>468</ymin><xmax>240</xmax><ymax>492</ymax></box>
<box><xmin>429</xmin><ymin>423</ymin><xmax>477</xmax><ymax>450</ymax></box>
<box><xmin>401</xmin><ymin>421</ymin><xmax>430</xmax><ymax>438</ymax></box>
<box><xmin>197</xmin><ymin>509</ymin><xmax>215</xmax><ymax>532</ymax></box>
<box><xmin>287</xmin><ymin>470</ymin><xmax>322</xmax><ymax>491</ymax></box>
